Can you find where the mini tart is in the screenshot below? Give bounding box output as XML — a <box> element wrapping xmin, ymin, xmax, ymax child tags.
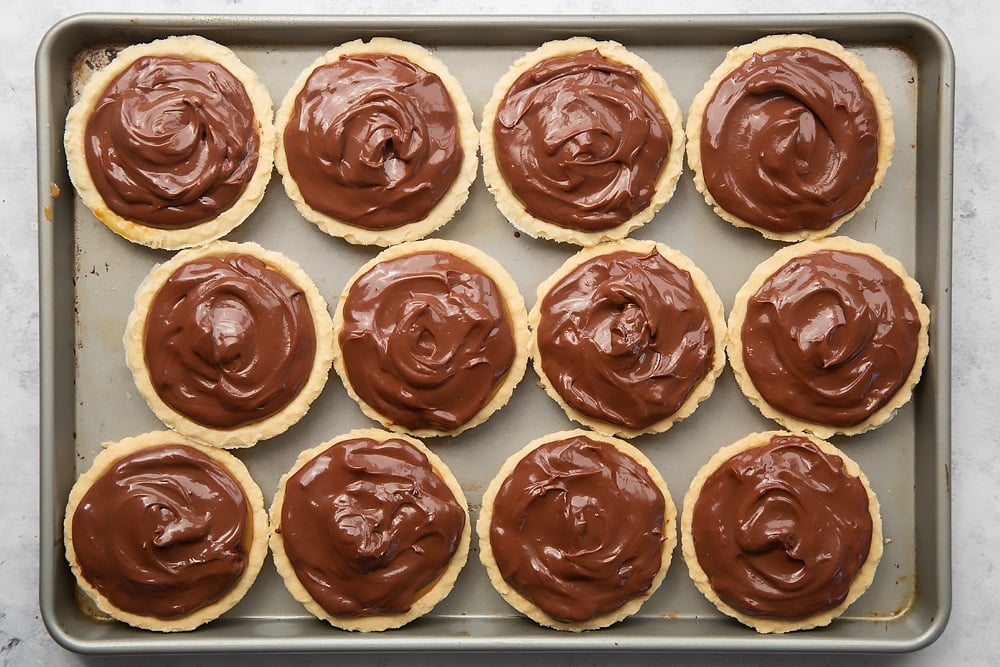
<box><xmin>269</xmin><ymin>428</ymin><xmax>470</xmax><ymax>631</ymax></box>
<box><xmin>727</xmin><ymin>236</ymin><xmax>930</xmax><ymax>437</ymax></box>
<box><xmin>481</xmin><ymin>37</ymin><xmax>686</xmax><ymax>246</ymax></box>
<box><xmin>478</xmin><ymin>429</ymin><xmax>676</xmax><ymax>631</ymax></box>
<box><xmin>687</xmin><ymin>34</ymin><xmax>894</xmax><ymax>242</ymax></box>
<box><xmin>530</xmin><ymin>239</ymin><xmax>727</xmax><ymax>437</ymax></box>
<box><xmin>274</xmin><ymin>37</ymin><xmax>478</xmax><ymax>246</ymax></box>
<box><xmin>333</xmin><ymin>238</ymin><xmax>529</xmax><ymax>437</ymax></box>
<box><xmin>64</xmin><ymin>35</ymin><xmax>275</xmax><ymax>250</ymax></box>
<box><xmin>124</xmin><ymin>240</ymin><xmax>334</xmax><ymax>448</ymax></box>
<box><xmin>681</xmin><ymin>430</ymin><xmax>883</xmax><ymax>633</ymax></box>
<box><xmin>63</xmin><ymin>430</ymin><xmax>268</xmax><ymax>632</ymax></box>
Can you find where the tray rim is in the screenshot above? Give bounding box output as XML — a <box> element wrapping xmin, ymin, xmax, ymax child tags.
<box><xmin>36</xmin><ymin>10</ymin><xmax>954</xmax><ymax>655</ymax></box>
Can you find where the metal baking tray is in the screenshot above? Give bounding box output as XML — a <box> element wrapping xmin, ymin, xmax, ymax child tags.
<box><xmin>36</xmin><ymin>12</ymin><xmax>953</xmax><ymax>655</ymax></box>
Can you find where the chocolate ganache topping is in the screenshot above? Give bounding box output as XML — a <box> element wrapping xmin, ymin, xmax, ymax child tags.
<box><xmin>84</xmin><ymin>56</ymin><xmax>261</xmax><ymax>229</ymax></box>
<box><xmin>144</xmin><ymin>253</ymin><xmax>317</xmax><ymax>429</ymax></box>
<box><xmin>71</xmin><ymin>444</ymin><xmax>251</xmax><ymax>619</ymax></box>
<box><xmin>493</xmin><ymin>49</ymin><xmax>672</xmax><ymax>231</ymax></box>
<box><xmin>691</xmin><ymin>434</ymin><xmax>874</xmax><ymax>619</ymax></box>
<box><xmin>700</xmin><ymin>47</ymin><xmax>880</xmax><ymax>233</ymax></box>
<box><xmin>741</xmin><ymin>249</ymin><xmax>921</xmax><ymax>427</ymax></box>
<box><xmin>536</xmin><ymin>249</ymin><xmax>716</xmax><ymax>430</ymax></box>
<box><xmin>283</xmin><ymin>53</ymin><xmax>463</xmax><ymax>230</ymax></box>
<box><xmin>489</xmin><ymin>435</ymin><xmax>666</xmax><ymax>623</ymax></box>
<box><xmin>339</xmin><ymin>250</ymin><xmax>517</xmax><ymax>432</ymax></box>
<box><xmin>278</xmin><ymin>437</ymin><xmax>466</xmax><ymax>617</ymax></box>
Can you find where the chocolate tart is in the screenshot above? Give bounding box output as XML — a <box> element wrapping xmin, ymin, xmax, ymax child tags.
<box><xmin>529</xmin><ymin>239</ymin><xmax>727</xmax><ymax>437</ymax></box>
<box><xmin>681</xmin><ymin>430</ymin><xmax>883</xmax><ymax>633</ymax></box>
<box><xmin>269</xmin><ymin>428</ymin><xmax>470</xmax><ymax>631</ymax></box>
<box><xmin>477</xmin><ymin>429</ymin><xmax>676</xmax><ymax>631</ymax></box>
<box><xmin>274</xmin><ymin>37</ymin><xmax>478</xmax><ymax>246</ymax></box>
<box><xmin>64</xmin><ymin>35</ymin><xmax>275</xmax><ymax>250</ymax></box>
<box><xmin>481</xmin><ymin>37</ymin><xmax>685</xmax><ymax>246</ymax></box>
<box><xmin>727</xmin><ymin>236</ymin><xmax>930</xmax><ymax>437</ymax></box>
<box><xmin>124</xmin><ymin>240</ymin><xmax>334</xmax><ymax>448</ymax></box>
<box><xmin>63</xmin><ymin>430</ymin><xmax>268</xmax><ymax>632</ymax></box>
<box><xmin>686</xmin><ymin>34</ymin><xmax>894</xmax><ymax>242</ymax></box>
<box><xmin>332</xmin><ymin>238</ymin><xmax>529</xmax><ymax>437</ymax></box>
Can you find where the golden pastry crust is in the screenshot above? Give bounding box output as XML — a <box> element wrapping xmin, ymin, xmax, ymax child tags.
<box><xmin>687</xmin><ymin>33</ymin><xmax>894</xmax><ymax>242</ymax></box>
<box><xmin>63</xmin><ymin>430</ymin><xmax>269</xmax><ymax>632</ymax></box>
<box><xmin>64</xmin><ymin>35</ymin><xmax>275</xmax><ymax>250</ymax></box>
<box><xmin>481</xmin><ymin>37</ymin><xmax>686</xmax><ymax>246</ymax></box>
<box><xmin>332</xmin><ymin>238</ymin><xmax>530</xmax><ymax>437</ymax></box>
<box><xmin>680</xmin><ymin>430</ymin><xmax>883</xmax><ymax>633</ymax></box>
<box><xmin>124</xmin><ymin>240</ymin><xmax>335</xmax><ymax>448</ymax></box>
<box><xmin>268</xmin><ymin>428</ymin><xmax>471</xmax><ymax>631</ymax></box>
<box><xmin>477</xmin><ymin>429</ymin><xmax>677</xmax><ymax>631</ymax></box>
<box><xmin>727</xmin><ymin>236</ymin><xmax>930</xmax><ymax>437</ymax></box>
<box><xmin>274</xmin><ymin>37</ymin><xmax>479</xmax><ymax>246</ymax></box>
<box><xmin>529</xmin><ymin>239</ymin><xmax>727</xmax><ymax>437</ymax></box>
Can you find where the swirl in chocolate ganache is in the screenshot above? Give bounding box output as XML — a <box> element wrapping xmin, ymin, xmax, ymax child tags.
<box><xmin>700</xmin><ymin>47</ymin><xmax>880</xmax><ymax>233</ymax></box>
<box><xmin>71</xmin><ymin>444</ymin><xmax>251</xmax><ymax>619</ymax></box>
<box><xmin>339</xmin><ymin>251</ymin><xmax>516</xmax><ymax>432</ymax></box>
<box><xmin>488</xmin><ymin>434</ymin><xmax>666</xmax><ymax>623</ymax></box>
<box><xmin>740</xmin><ymin>249</ymin><xmax>921</xmax><ymax>427</ymax></box>
<box><xmin>691</xmin><ymin>434</ymin><xmax>874</xmax><ymax>619</ymax></box>
<box><xmin>493</xmin><ymin>49</ymin><xmax>672</xmax><ymax>231</ymax></box>
<box><xmin>143</xmin><ymin>253</ymin><xmax>317</xmax><ymax>429</ymax></box>
<box><xmin>278</xmin><ymin>436</ymin><xmax>465</xmax><ymax>617</ymax></box>
<box><xmin>283</xmin><ymin>53</ymin><xmax>463</xmax><ymax>230</ymax></box>
<box><xmin>84</xmin><ymin>56</ymin><xmax>261</xmax><ymax>229</ymax></box>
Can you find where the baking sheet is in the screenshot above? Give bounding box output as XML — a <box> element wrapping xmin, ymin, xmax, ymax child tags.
<box><xmin>36</xmin><ymin>12</ymin><xmax>953</xmax><ymax>654</ymax></box>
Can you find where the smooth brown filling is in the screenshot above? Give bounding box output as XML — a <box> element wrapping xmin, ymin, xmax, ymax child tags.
<box><xmin>691</xmin><ymin>434</ymin><xmax>873</xmax><ymax>619</ymax></box>
<box><xmin>71</xmin><ymin>444</ymin><xmax>251</xmax><ymax>619</ymax></box>
<box><xmin>535</xmin><ymin>249</ymin><xmax>716</xmax><ymax>430</ymax></box>
<box><xmin>339</xmin><ymin>250</ymin><xmax>516</xmax><ymax>432</ymax></box>
<box><xmin>700</xmin><ymin>47</ymin><xmax>880</xmax><ymax>233</ymax></box>
<box><xmin>489</xmin><ymin>435</ymin><xmax>666</xmax><ymax>623</ymax></box>
<box><xmin>144</xmin><ymin>253</ymin><xmax>317</xmax><ymax>429</ymax></box>
<box><xmin>741</xmin><ymin>249</ymin><xmax>921</xmax><ymax>427</ymax></box>
<box><xmin>283</xmin><ymin>52</ymin><xmax>463</xmax><ymax>230</ymax></box>
<box><xmin>84</xmin><ymin>55</ymin><xmax>260</xmax><ymax>229</ymax></box>
<box><xmin>278</xmin><ymin>437</ymin><xmax>465</xmax><ymax>617</ymax></box>
<box><xmin>493</xmin><ymin>48</ymin><xmax>672</xmax><ymax>231</ymax></box>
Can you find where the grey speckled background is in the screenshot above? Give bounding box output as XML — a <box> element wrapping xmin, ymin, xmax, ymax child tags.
<box><xmin>5</xmin><ymin>0</ymin><xmax>997</xmax><ymax>665</ymax></box>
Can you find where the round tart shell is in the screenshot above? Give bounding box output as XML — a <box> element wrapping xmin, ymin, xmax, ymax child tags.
<box><xmin>63</xmin><ymin>430</ymin><xmax>269</xmax><ymax>632</ymax></box>
<box><xmin>268</xmin><ymin>428</ymin><xmax>471</xmax><ymax>632</ymax></box>
<box><xmin>332</xmin><ymin>238</ymin><xmax>530</xmax><ymax>437</ymax></box>
<box><xmin>680</xmin><ymin>430</ymin><xmax>883</xmax><ymax>633</ymax></box>
<box><xmin>529</xmin><ymin>238</ymin><xmax>727</xmax><ymax>437</ymax></box>
<box><xmin>274</xmin><ymin>37</ymin><xmax>479</xmax><ymax>247</ymax></box>
<box><xmin>481</xmin><ymin>36</ymin><xmax>686</xmax><ymax>246</ymax></box>
<box><xmin>124</xmin><ymin>240</ymin><xmax>335</xmax><ymax>448</ymax></box>
<box><xmin>477</xmin><ymin>428</ymin><xmax>677</xmax><ymax>631</ymax></box>
<box><xmin>727</xmin><ymin>235</ymin><xmax>930</xmax><ymax>438</ymax></box>
<box><xmin>64</xmin><ymin>35</ymin><xmax>276</xmax><ymax>250</ymax></box>
<box><xmin>686</xmin><ymin>33</ymin><xmax>895</xmax><ymax>242</ymax></box>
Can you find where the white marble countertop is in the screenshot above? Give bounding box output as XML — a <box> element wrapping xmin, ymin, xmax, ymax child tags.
<box><xmin>5</xmin><ymin>0</ymin><xmax>996</xmax><ymax>665</ymax></box>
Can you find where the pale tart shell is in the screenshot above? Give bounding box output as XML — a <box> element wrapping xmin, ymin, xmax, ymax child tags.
<box><xmin>63</xmin><ymin>430</ymin><xmax>269</xmax><ymax>632</ymax></box>
<box><xmin>680</xmin><ymin>430</ymin><xmax>883</xmax><ymax>634</ymax></box>
<box><xmin>686</xmin><ymin>33</ymin><xmax>895</xmax><ymax>242</ymax></box>
<box><xmin>481</xmin><ymin>37</ymin><xmax>686</xmax><ymax>246</ymax></box>
<box><xmin>268</xmin><ymin>428</ymin><xmax>471</xmax><ymax>632</ymax></box>
<box><xmin>727</xmin><ymin>236</ymin><xmax>930</xmax><ymax>438</ymax></box>
<box><xmin>124</xmin><ymin>240</ymin><xmax>335</xmax><ymax>448</ymax></box>
<box><xmin>332</xmin><ymin>238</ymin><xmax>530</xmax><ymax>437</ymax></box>
<box><xmin>529</xmin><ymin>239</ymin><xmax>727</xmax><ymax>438</ymax></box>
<box><xmin>477</xmin><ymin>428</ymin><xmax>677</xmax><ymax>631</ymax></box>
<box><xmin>64</xmin><ymin>35</ymin><xmax>275</xmax><ymax>251</ymax></box>
<box><xmin>274</xmin><ymin>37</ymin><xmax>479</xmax><ymax>247</ymax></box>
